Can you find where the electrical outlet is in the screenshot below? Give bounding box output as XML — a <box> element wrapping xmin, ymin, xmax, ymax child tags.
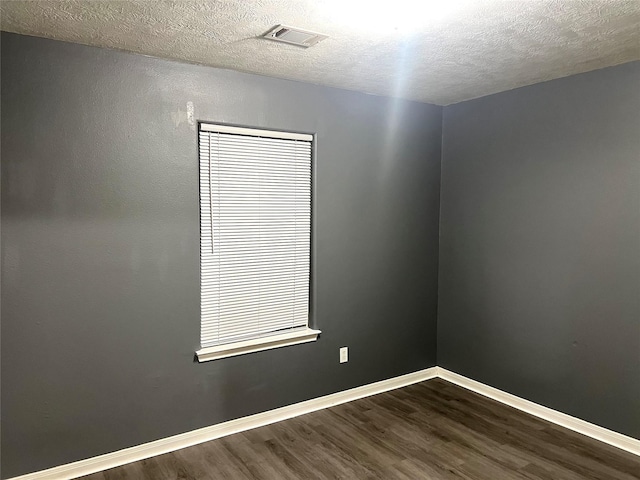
<box><xmin>340</xmin><ymin>346</ymin><xmax>348</xmax><ymax>363</ymax></box>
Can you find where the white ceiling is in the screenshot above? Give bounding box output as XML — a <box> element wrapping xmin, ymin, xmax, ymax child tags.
<box><xmin>1</xmin><ymin>0</ymin><xmax>639</xmax><ymax>105</ymax></box>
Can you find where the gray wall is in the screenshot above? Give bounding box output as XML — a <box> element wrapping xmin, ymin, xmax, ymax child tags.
<box><xmin>0</xmin><ymin>33</ymin><xmax>442</xmax><ymax>478</ymax></box>
<box><xmin>439</xmin><ymin>62</ymin><xmax>640</xmax><ymax>438</ymax></box>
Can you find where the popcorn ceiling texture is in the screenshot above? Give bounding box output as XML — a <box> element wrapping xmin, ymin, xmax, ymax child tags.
<box><xmin>1</xmin><ymin>0</ymin><xmax>639</xmax><ymax>105</ymax></box>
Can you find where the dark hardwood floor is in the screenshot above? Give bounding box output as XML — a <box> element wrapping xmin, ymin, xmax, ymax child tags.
<box><xmin>81</xmin><ymin>379</ymin><xmax>640</xmax><ymax>479</ymax></box>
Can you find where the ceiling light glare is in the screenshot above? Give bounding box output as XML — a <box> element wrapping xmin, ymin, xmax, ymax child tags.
<box><xmin>321</xmin><ymin>0</ymin><xmax>470</xmax><ymax>33</ymax></box>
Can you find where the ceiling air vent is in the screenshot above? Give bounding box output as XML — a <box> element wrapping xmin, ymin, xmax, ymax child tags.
<box><xmin>263</xmin><ymin>25</ymin><xmax>328</xmax><ymax>48</ymax></box>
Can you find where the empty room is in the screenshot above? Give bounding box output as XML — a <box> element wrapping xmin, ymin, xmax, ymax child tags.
<box><xmin>1</xmin><ymin>1</ymin><xmax>639</xmax><ymax>479</ymax></box>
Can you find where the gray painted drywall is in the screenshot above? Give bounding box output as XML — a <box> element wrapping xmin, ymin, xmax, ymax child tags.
<box><xmin>0</xmin><ymin>32</ymin><xmax>441</xmax><ymax>478</ymax></box>
<box><xmin>439</xmin><ymin>61</ymin><xmax>640</xmax><ymax>439</ymax></box>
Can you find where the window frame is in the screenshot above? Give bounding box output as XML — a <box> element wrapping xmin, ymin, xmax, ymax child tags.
<box><xmin>195</xmin><ymin>122</ymin><xmax>319</xmax><ymax>362</ymax></box>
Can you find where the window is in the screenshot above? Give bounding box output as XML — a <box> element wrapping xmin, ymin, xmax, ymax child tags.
<box><xmin>196</xmin><ymin>123</ymin><xmax>320</xmax><ymax>362</ymax></box>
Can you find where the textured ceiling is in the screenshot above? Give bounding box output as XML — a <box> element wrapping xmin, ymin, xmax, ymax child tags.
<box><xmin>1</xmin><ymin>0</ymin><xmax>639</xmax><ymax>105</ymax></box>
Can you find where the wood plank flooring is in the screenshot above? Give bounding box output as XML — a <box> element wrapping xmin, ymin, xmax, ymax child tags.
<box><xmin>81</xmin><ymin>379</ymin><xmax>640</xmax><ymax>479</ymax></box>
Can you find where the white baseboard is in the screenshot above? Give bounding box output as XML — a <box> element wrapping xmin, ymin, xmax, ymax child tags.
<box><xmin>9</xmin><ymin>365</ymin><xmax>639</xmax><ymax>480</ymax></box>
<box><xmin>436</xmin><ymin>367</ymin><xmax>640</xmax><ymax>457</ymax></box>
<box><xmin>9</xmin><ymin>368</ymin><xmax>438</xmax><ymax>480</ymax></box>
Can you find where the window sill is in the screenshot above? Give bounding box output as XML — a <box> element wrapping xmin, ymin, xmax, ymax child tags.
<box><xmin>196</xmin><ymin>328</ymin><xmax>321</xmax><ymax>362</ymax></box>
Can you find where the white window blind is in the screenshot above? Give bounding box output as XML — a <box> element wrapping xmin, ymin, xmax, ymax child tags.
<box><xmin>199</xmin><ymin>123</ymin><xmax>312</xmax><ymax>348</ymax></box>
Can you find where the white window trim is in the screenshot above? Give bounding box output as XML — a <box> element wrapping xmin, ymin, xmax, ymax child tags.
<box><xmin>196</xmin><ymin>327</ymin><xmax>321</xmax><ymax>362</ymax></box>
<box><xmin>197</xmin><ymin>122</ymin><xmax>318</xmax><ymax>362</ymax></box>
